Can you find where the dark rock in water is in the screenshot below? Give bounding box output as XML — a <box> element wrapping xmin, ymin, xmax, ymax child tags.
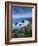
<box><xmin>15</xmin><ymin>22</ymin><xmax>18</xmax><ymax>25</ymax></box>
<box><xmin>19</xmin><ymin>24</ymin><xmax>22</xmax><ymax>26</ymax></box>
<box><xmin>22</xmin><ymin>20</ymin><xmax>24</xmax><ymax>23</ymax></box>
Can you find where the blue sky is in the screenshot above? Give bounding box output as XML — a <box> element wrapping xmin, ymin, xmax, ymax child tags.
<box><xmin>11</xmin><ymin>6</ymin><xmax>32</xmax><ymax>19</ymax></box>
<box><xmin>11</xmin><ymin>6</ymin><xmax>32</xmax><ymax>29</ymax></box>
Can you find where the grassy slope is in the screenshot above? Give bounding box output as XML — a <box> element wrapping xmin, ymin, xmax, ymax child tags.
<box><xmin>11</xmin><ymin>23</ymin><xmax>32</xmax><ymax>38</ymax></box>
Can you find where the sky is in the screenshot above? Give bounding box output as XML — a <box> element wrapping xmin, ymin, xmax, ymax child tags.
<box><xmin>11</xmin><ymin>6</ymin><xmax>32</xmax><ymax>29</ymax></box>
<box><xmin>11</xmin><ymin>6</ymin><xmax>32</xmax><ymax>19</ymax></box>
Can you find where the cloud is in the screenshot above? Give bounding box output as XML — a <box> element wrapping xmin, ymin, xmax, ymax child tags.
<box><xmin>12</xmin><ymin>12</ymin><xmax>32</xmax><ymax>19</ymax></box>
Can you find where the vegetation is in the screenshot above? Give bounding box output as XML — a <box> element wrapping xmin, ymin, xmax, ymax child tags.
<box><xmin>11</xmin><ymin>22</ymin><xmax>32</xmax><ymax>38</ymax></box>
